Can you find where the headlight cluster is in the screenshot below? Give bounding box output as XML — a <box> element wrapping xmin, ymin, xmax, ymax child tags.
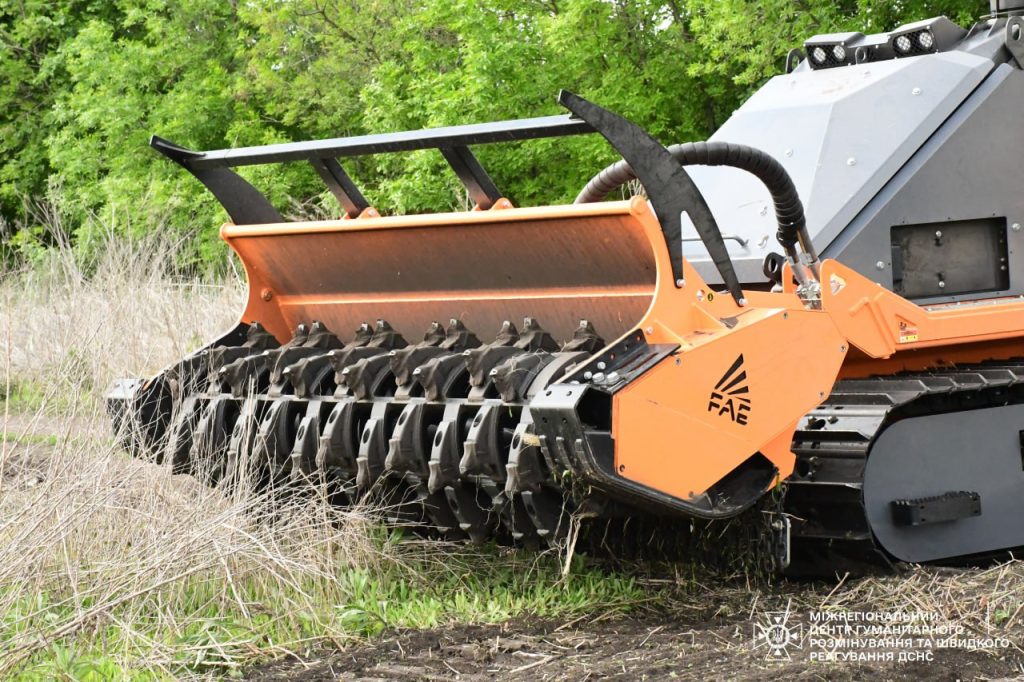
<box><xmin>801</xmin><ymin>17</ymin><xmax>965</xmax><ymax>71</ymax></box>
<box><xmin>804</xmin><ymin>32</ymin><xmax>861</xmax><ymax>69</ymax></box>
<box><xmin>891</xmin><ymin>29</ymin><xmax>937</xmax><ymax>56</ymax></box>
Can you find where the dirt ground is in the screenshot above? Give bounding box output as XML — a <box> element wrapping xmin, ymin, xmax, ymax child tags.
<box><xmin>5</xmin><ymin>413</ymin><xmax>1020</xmax><ymax>681</ymax></box>
<box><xmin>245</xmin><ymin>609</ymin><xmax>1023</xmax><ymax>681</ymax></box>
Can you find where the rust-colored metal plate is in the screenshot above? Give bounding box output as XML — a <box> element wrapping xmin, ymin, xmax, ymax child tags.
<box><xmin>222</xmin><ymin>201</ymin><xmax>658</xmax><ymax>344</ymax></box>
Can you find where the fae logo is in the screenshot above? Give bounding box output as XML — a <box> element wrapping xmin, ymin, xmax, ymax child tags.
<box><xmin>708</xmin><ymin>354</ymin><xmax>751</xmax><ymax>425</ymax></box>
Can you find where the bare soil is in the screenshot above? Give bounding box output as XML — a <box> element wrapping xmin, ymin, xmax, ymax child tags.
<box><xmin>246</xmin><ymin>605</ymin><xmax>1024</xmax><ymax>681</ymax></box>
<box><xmin>8</xmin><ymin>412</ymin><xmax>1019</xmax><ymax>681</ymax></box>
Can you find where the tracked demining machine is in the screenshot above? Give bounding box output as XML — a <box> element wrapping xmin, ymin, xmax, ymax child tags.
<box><xmin>109</xmin><ymin>3</ymin><xmax>1024</xmax><ymax>574</ymax></box>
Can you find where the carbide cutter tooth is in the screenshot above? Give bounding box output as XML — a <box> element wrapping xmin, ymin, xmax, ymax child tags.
<box><xmin>269</xmin><ymin>321</ymin><xmax>343</xmax><ymax>394</ymax></box>
<box><xmin>315</xmin><ymin>401</ymin><xmax>363</xmax><ymax>479</ymax></box>
<box><xmin>340</xmin><ymin>354</ymin><xmax>393</xmax><ymax>400</ymax></box>
<box><xmin>289</xmin><ymin>414</ymin><xmax>322</xmax><ymax>481</ymax></box>
<box><xmin>491</xmin><ymin>353</ymin><xmax>554</xmax><ymax>403</ymax></box>
<box><xmin>414</xmin><ymin>353</ymin><xmax>469</xmax><ymax>401</ymax></box>
<box><xmin>385</xmin><ymin>403</ymin><xmax>430</xmax><ymax>475</ymax></box>
<box><xmin>164</xmin><ymin>395</ymin><xmax>202</xmax><ymax>475</ymax></box>
<box><xmin>390</xmin><ymin>320</ymin><xmax>480</xmax><ymax>393</ymax></box>
<box><xmin>459</xmin><ymin>402</ymin><xmax>518</xmax><ymax>481</ymax></box>
<box><xmin>561</xmin><ymin>319</ymin><xmax>605</xmax><ymax>353</ymax></box>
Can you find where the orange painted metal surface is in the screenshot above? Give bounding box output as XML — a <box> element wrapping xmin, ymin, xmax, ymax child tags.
<box><xmin>610</xmin><ymin>199</ymin><xmax>846</xmax><ymax>499</ymax></box>
<box><xmin>220</xmin><ymin>195</ymin><xmax>1024</xmax><ymax>503</ymax></box>
<box><xmin>820</xmin><ymin>259</ymin><xmax>1024</xmax><ymax>359</ymax></box>
<box><xmin>222</xmin><ymin>201</ymin><xmax>657</xmax><ymax>345</ymax></box>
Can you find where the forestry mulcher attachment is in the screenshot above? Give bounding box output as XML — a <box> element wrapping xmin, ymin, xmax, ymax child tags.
<box><xmin>110</xmin><ymin>4</ymin><xmax>1024</xmax><ymax>574</ymax></box>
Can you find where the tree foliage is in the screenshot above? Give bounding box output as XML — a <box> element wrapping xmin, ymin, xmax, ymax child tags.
<box><xmin>0</xmin><ymin>0</ymin><xmax>987</xmax><ymax>266</ymax></box>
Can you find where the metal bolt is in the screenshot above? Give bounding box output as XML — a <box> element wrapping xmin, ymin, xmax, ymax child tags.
<box><xmin>935</xmin><ymin>230</ymin><xmax>942</xmax><ymax>238</ymax></box>
<box><xmin>260</xmin><ymin>288</ymin><xmax>273</xmax><ymax>301</ymax></box>
<box><xmin>696</xmin><ymin>290</ymin><xmax>705</xmax><ymax>301</ymax></box>
<box><xmin>592</xmin><ymin>372</ymin><xmax>605</xmax><ymax>383</ymax></box>
<box><xmin>847</xmin><ymin>157</ymin><xmax>857</xmax><ymax>166</ymax></box>
<box><xmin>912</xmin><ymin>87</ymin><xmax>922</xmax><ymax>96</ymax></box>
<box><xmin>675</xmin><ymin>278</ymin><xmax>685</xmax><ymax>287</ymax></box>
<box><xmin>758</xmin><ymin>235</ymin><xmax>769</xmax><ymax>248</ymax></box>
<box><xmin>938</xmin><ymin>280</ymin><xmax>946</xmax><ymax>289</ymax></box>
<box><xmin>876</xmin><ymin>261</ymin><xmax>886</xmax><ymax>270</ymax></box>
<box><xmin>596</xmin><ymin>361</ymin><xmax>606</xmax><ymax>370</ymax></box>
<box><xmin>583</xmin><ymin>371</ymin><xmax>593</xmax><ymax>380</ymax></box>
<box><xmin>840</xmin><ymin>344</ymin><xmax>847</xmax><ymax>352</ymax></box>
<box><xmin>785</xmin><ymin>149</ymin><xmax>794</xmax><ymax>157</ymax></box>
<box><xmin>645</xmin><ymin>326</ymin><xmax>654</xmax><ymax>334</ymax></box>
<box><xmin>1012</xmin><ymin>223</ymin><xmax>1021</xmax><ymax>232</ymax></box>
<box><xmin>607</xmin><ymin>371</ymin><xmax>620</xmax><ymax>383</ymax></box>
<box><xmin>738</xmin><ymin>297</ymin><xmax>748</xmax><ymax>306</ymax></box>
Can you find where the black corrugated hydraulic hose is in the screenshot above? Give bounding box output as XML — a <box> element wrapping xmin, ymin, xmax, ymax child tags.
<box><xmin>575</xmin><ymin>141</ymin><xmax>817</xmax><ymax>266</ymax></box>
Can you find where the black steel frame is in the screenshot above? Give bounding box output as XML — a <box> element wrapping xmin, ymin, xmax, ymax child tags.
<box><xmin>151</xmin><ymin>115</ymin><xmax>594</xmax><ymax>220</ymax></box>
<box><xmin>151</xmin><ymin>91</ymin><xmax>743</xmax><ymax>302</ymax></box>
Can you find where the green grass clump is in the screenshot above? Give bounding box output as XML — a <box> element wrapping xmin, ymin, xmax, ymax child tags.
<box><xmin>4</xmin><ymin>537</ymin><xmax>642</xmax><ymax>680</ymax></box>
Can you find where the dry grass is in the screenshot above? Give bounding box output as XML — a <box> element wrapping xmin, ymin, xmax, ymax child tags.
<box><xmin>0</xmin><ymin>232</ymin><xmax>369</xmax><ymax>676</ymax></box>
<box><xmin>0</xmin><ymin>225</ymin><xmax>242</xmax><ymax>404</ymax></box>
<box><xmin>0</xmin><ymin>229</ymin><xmax>644</xmax><ymax>680</ymax></box>
<box><xmin>821</xmin><ymin>562</ymin><xmax>1024</xmax><ymax>642</ymax></box>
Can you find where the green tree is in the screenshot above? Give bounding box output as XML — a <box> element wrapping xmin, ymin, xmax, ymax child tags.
<box><xmin>0</xmin><ymin>0</ymin><xmax>995</xmax><ymax>267</ymax></box>
<box><xmin>0</xmin><ymin>1</ymin><xmax>122</xmax><ymax>241</ymax></box>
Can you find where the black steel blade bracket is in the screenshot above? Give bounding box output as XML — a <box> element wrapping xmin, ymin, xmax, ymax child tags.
<box><xmin>439</xmin><ymin>145</ymin><xmax>502</xmax><ymax>209</ymax></box>
<box><xmin>557</xmin><ymin>90</ymin><xmax>745</xmax><ymax>304</ymax></box>
<box><xmin>310</xmin><ymin>157</ymin><xmax>370</xmax><ymax>218</ymax></box>
<box><xmin>151</xmin><ymin>136</ymin><xmax>284</xmax><ymax>225</ymax></box>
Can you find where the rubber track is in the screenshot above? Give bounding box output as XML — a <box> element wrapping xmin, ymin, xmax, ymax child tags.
<box><xmin>786</xmin><ymin>359</ymin><xmax>1024</xmax><ymax>575</ymax></box>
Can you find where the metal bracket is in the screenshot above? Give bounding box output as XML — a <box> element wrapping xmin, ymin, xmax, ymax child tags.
<box><xmin>785</xmin><ymin>48</ymin><xmax>804</xmax><ymax>73</ymax></box>
<box><xmin>1005</xmin><ymin>16</ymin><xmax>1024</xmax><ymax>67</ymax></box>
<box><xmin>439</xmin><ymin>145</ymin><xmax>502</xmax><ymax>209</ymax></box>
<box><xmin>891</xmin><ymin>491</ymin><xmax>982</xmax><ymax>526</ymax></box>
<box><xmin>151</xmin><ymin>136</ymin><xmax>284</xmax><ymax>225</ymax></box>
<box><xmin>310</xmin><ymin>158</ymin><xmax>370</xmax><ymax>218</ymax></box>
<box><xmin>684</xmin><ymin>235</ymin><xmax>748</xmax><ymax>247</ymax></box>
<box><xmin>557</xmin><ymin>90</ymin><xmax>745</xmax><ymax>304</ymax></box>
<box><xmin>771</xmin><ymin>514</ymin><xmax>792</xmax><ymax>571</ymax></box>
